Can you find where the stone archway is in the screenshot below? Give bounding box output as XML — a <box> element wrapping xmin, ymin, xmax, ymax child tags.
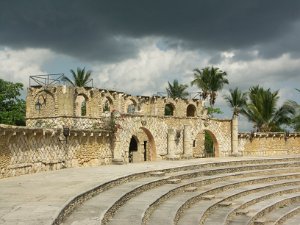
<box><xmin>33</xmin><ymin>90</ymin><xmax>55</xmax><ymax>116</ymax></box>
<box><xmin>165</xmin><ymin>103</ymin><xmax>175</xmax><ymax>116</ymax></box>
<box><xmin>187</xmin><ymin>104</ymin><xmax>196</xmax><ymax>117</ymax></box>
<box><xmin>123</xmin><ymin>127</ymin><xmax>157</xmax><ymax>163</ymax></box>
<box><xmin>75</xmin><ymin>94</ymin><xmax>88</xmax><ymax>116</ymax></box>
<box><xmin>139</xmin><ymin>127</ymin><xmax>157</xmax><ymax>161</ymax></box>
<box><xmin>204</xmin><ymin>129</ymin><xmax>219</xmax><ymax>157</ymax></box>
<box><xmin>129</xmin><ymin>135</ymin><xmax>138</xmax><ymax>163</ymax></box>
<box><xmin>193</xmin><ymin>129</ymin><xmax>219</xmax><ymax>157</ymax></box>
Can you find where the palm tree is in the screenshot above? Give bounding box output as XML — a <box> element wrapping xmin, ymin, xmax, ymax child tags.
<box><xmin>291</xmin><ymin>88</ymin><xmax>300</xmax><ymax>131</ymax></box>
<box><xmin>224</xmin><ymin>87</ymin><xmax>247</xmax><ymax>116</ymax></box>
<box><xmin>62</xmin><ymin>67</ymin><xmax>92</xmax><ymax>87</ymax></box>
<box><xmin>241</xmin><ymin>86</ymin><xmax>295</xmax><ymax>132</ymax></box>
<box><xmin>191</xmin><ymin>66</ymin><xmax>228</xmax><ymax>106</ymax></box>
<box><xmin>293</xmin><ymin>114</ymin><xmax>300</xmax><ymax>131</ymax></box>
<box><xmin>166</xmin><ymin>79</ymin><xmax>189</xmax><ymax>99</ymax></box>
<box><xmin>191</xmin><ymin>67</ymin><xmax>210</xmax><ymax>101</ymax></box>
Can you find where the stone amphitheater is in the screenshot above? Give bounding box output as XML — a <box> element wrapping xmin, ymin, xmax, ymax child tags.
<box><xmin>61</xmin><ymin>156</ymin><xmax>300</xmax><ymax>225</ymax></box>
<box><xmin>0</xmin><ymin>76</ymin><xmax>300</xmax><ymax>225</ymax></box>
<box><xmin>1</xmin><ymin>156</ymin><xmax>300</xmax><ymax>225</ymax></box>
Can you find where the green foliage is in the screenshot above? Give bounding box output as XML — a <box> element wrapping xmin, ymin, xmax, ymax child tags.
<box><xmin>166</xmin><ymin>79</ymin><xmax>189</xmax><ymax>99</ymax></box>
<box><xmin>191</xmin><ymin>66</ymin><xmax>228</xmax><ymax>106</ymax></box>
<box><xmin>0</xmin><ymin>79</ymin><xmax>26</xmax><ymax>126</ymax></box>
<box><xmin>204</xmin><ymin>131</ymin><xmax>214</xmax><ymax>156</ymax></box>
<box><xmin>224</xmin><ymin>87</ymin><xmax>247</xmax><ymax>115</ymax></box>
<box><xmin>103</xmin><ymin>100</ymin><xmax>110</xmax><ymax>112</ymax></box>
<box><xmin>291</xmin><ymin>89</ymin><xmax>300</xmax><ymax>131</ymax></box>
<box><xmin>81</xmin><ymin>100</ymin><xmax>86</xmax><ymax>116</ymax></box>
<box><xmin>242</xmin><ymin>86</ymin><xmax>295</xmax><ymax>132</ymax></box>
<box><xmin>293</xmin><ymin>114</ymin><xmax>300</xmax><ymax>131</ymax></box>
<box><xmin>207</xmin><ymin>107</ymin><xmax>223</xmax><ymax>116</ymax></box>
<box><xmin>164</xmin><ymin>104</ymin><xmax>174</xmax><ymax>116</ymax></box>
<box><xmin>62</xmin><ymin>67</ymin><xmax>92</xmax><ymax>87</ymax></box>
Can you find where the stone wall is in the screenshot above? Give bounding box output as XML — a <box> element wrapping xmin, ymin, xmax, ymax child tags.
<box><xmin>26</xmin><ymin>86</ymin><xmax>204</xmax><ymax>127</ymax></box>
<box><xmin>0</xmin><ymin>125</ymin><xmax>112</xmax><ymax>178</ymax></box>
<box><xmin>25</xmin><ymin>85</ymin><xmax>234</xmax><ymax>165</ymax></box>
<box><xmin>238</xmin><ymin>132</ymin><xmax>300</xmax><ymax>156</ymax></box>
<box><xmin>113</xmin><ymin>115</ymin><xmax>233</xmax><ymax>163</ymax></box>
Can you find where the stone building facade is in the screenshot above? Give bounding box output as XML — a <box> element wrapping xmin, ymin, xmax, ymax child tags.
<box><xmin>25</xmin><ymin>85</ymin><xmax>235</xmax><ymax>163</ymax></box>
<box><xmin>1</xmin><ymin>83</ymin><xmax>300</xmax><ymax>178</ymax></box>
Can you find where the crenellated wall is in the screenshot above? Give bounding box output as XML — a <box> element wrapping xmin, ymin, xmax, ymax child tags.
<box><xmin>24</xmin><ymin>85</ymin><xmax>235</xmax><ymax>164</ymax></box>
<box><xmin>0</xmin><ymin>84</ymin><xmax>238</xmax><ymax>177</ymax></box>
<box><xmin>0</xmin><ymin>124</ymin><xmax>112</xmax><ymax>178</ymax></box>
<box><xmin>26</xmin><ymin>86</ymin><xmax>204</xmax><ymax>126</ymax></box>
<box><xmin>238</xmin><ymin>132</ymin><xmax>300</xmax><ymax>156</ymax></box>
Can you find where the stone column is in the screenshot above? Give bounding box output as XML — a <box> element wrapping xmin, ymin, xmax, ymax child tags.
<box><xmin>231</xmin><ymin>114</ymin><xmax>239</xmax><ymax>155</ymax></box>
<box><xmin>112</xmin><ymin>139</ymin><xmax>124</xmax><ymax>164</ymax></box>
<box><xmin>167</xmin><ymin>128</ymin><xmax>176</xmax><ymax>158</ymax></box>
<box><xmin>183</xmin><ymin>125</ymin><xmax>193</xmax><ymax>158</ymax></box>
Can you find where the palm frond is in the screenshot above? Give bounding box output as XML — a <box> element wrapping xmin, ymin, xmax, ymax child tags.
<box><xmin>61</xmin><ymin>76</ymin><xmax>75</xmax><ymax>86</ymax></box>
<box><xmin>68</xmin><ymin>67</ymin><xmax>92</xmax><ymax>87</ymax></box>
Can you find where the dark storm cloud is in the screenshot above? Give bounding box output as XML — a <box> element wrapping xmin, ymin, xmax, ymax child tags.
<box><xmin>1</xmin><ymin>0</ymin><xmax>300</xmax><ymax>62</ymax></box>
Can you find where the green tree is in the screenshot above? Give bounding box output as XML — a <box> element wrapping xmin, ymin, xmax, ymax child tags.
<box><xmin>166</xmin><ymin>79</ymin><xmax>189</xmax><ymax>99</ymax></box>
<box><xmin>293</xmin><ymin>114</ymin><xmax>300</xmax><ymax>131</ymax></box>
<box><xmin>242</xmin><ymin>86</ymin><xmax>295</xmax><ymax>132</ymax></box>
<box><xmin>0</xmin><ymin>79</ymin><xmax>26</xmax><ymax>126</ymax></box>
<box><xmin>62</xmin><ymin>67</ymin><xmax>92</xmax><ymax>87</ymax></box>
<box><xmin>191</xmin><ymin>66</ymin><xmax>228</xmax><ymax>106</ymax></box>
<box><xmin>224</xmin><ymin>87</ymin><xmax>247</xmax><ymax>116</ymax></box>
<box><xmin>204</xmin><ymin>131</ymin><xmax>214</xmax><ymax>157</ymax></box>
<box><xmin>291</xmin><ymin>89</ymin><xmax>300</xmax><ymax>131</ymax></box>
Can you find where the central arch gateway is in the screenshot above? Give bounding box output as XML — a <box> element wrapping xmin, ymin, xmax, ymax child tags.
<box><xmin>127</xmin><ymin>128</ymin><xmax>157</xmax><ymax>163</ymax></box>
<box><xmin>113</xmin><ymin>116</ymin><xmax>232</xmax><ymax>163</ymax></box>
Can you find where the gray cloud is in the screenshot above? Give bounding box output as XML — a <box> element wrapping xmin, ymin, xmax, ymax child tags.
<box><xmin>1</xmin><ymin>0</ymin><xmax>300</xmax><ymax>62</ymax></box>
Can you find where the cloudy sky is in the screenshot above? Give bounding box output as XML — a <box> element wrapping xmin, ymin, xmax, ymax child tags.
<box><xmin>0</xmin><ymin>0</ymin><xmax>300</xmax><ymax>131</ymax></box>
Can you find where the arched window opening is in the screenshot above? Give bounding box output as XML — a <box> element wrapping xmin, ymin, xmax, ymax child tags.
<box><xmin>127</xmin><ymin>104</ymin><xmax>135</xmax><ymax>114</ymax></box>
<box><xmin>165</xmin><ymin>103</ymin><xmax>174</xmax><ymax>116</ymax></box>
<box><xmin>103</xmin><ymin>99</ymin><xmax>110</xmax><ymax>112</ymax></box>
<box><xmin>187</xmin><ymin>104</ymin><xmax>196</xmax><ymax>117</ymax></box>
<box><xmin>75</xmin><ymin>95</ymin><xmax>87</xmax><ymax>117</ymax></box>
<box><xmin>81</xmin><ymin>99</ymin><xmax>87</xmax><ymax>116</ymax></box>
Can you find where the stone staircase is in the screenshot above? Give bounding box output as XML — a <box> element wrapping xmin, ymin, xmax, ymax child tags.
<box><xmin>56</xmin><ymin>157</ymin><xmax>300</xmax><ymax>225</ymax></box>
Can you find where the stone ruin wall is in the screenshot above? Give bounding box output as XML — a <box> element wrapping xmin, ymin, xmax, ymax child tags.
<box><xmin>114</xmin><ymin>115</ymin><xmax>233</xmax><ymax>163</ymax></box>
<box><xmin>238</xmin><ymin>132</ymin><xmax>300</xmax><ymax>156</ymax></box>
<box><xmin>0</xmin><ymin>82</ymin><xmax>299</xmax><ymax>178</ymax></box>
<box><xmin>0</xmin><ymin>124</ymin><xmax>112</xmax><ymax>178</ymax></box>
<box><xmin>26</xmin><ymin>85</ymin><xmax>205</xmax><ymax>129</ymax></box>
<box><xmin>4</xmin><ymin>84</ymin><xmax>300</xmax><ymax>178</ymax></box>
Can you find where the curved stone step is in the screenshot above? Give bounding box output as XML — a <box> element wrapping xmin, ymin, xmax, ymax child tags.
<box><xmin>56</xmin><ymin>158</ymin><xmax>300</xmax><ymax>225</ymax></box>
<box><xmin>143</xmin><ymin>168</ymin><xmax>300</xmax><ymax>225</ymax></box>
<box><xmin>61</xmin><ymin>176</ymin><xmax>167</xmax><ymax>225</ymax></box>
<box><xmin>178</xmin><ymin>184</ymin><xmax>300</xmax><ymax>225</ymax></box>
<box><xmin>200</xmin><ymin>184</ymin><xmax>300</xmax><ymax>225</ymax></box>
<box><xmin>110</xmin><ymin>173</ymin><xmax>300</xmax><ymax>225</ymax></box>
<box><xmin>225</xmin><ymin>189</ymin><xmax>300</xmax><ymax>225</ymax></box>
<box><xmin>274</xmin><ymin>206</ymin><xmax>300</xmax><ymax>225</ymax></box>
<box><xmin>260</xmin><ymin>202</ymin><xmax>300</xmax><ymax>225</ymax></box>
<box><xmin>247</xmin><ymin>195</ymin><xmax>300</xmax><ymax>225</ymax></box>
<box><xmin>175</xmin><ymin>173</ymin><xmax>300</xmax><ymax>225</ymax></box>
<box><xmin>103</xmin><ymin>163</ymin><xmax>300</xmax><ymax>225</ymax></box>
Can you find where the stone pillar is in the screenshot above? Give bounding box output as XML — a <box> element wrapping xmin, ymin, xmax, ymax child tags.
<box><xmin>232</xmin><ymin>114</ymin><xmax>239</xmax><ymax>155</ymax></box>
<box><xmin>112</xmin><ymin>139</ymin><xmax>124</xmax><ymax>164</ymax></box>
<box><xmin>183</xmin><ymin>125</ymin><xmax>193</xmax><ymax>158</ymax></box>
<box><xmin>167</xmin><ymin>128</ymin><xmax>177</xmax><ymax>159</ymax></box>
